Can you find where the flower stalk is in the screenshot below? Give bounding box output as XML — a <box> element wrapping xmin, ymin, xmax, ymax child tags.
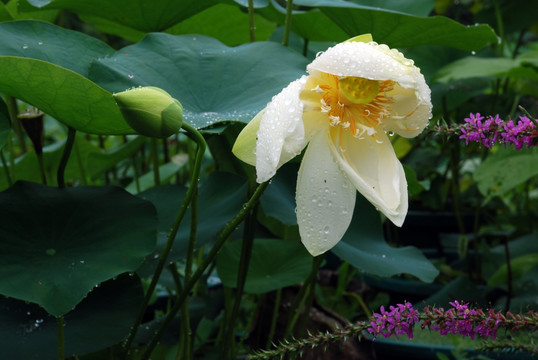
<box><xmin>249</xmin><ymin>301</ymin><xmax>538</xmax><ymax>359</ymax></box>
<box><xmin>433</xmin><ymin>113</ymin><xmax>538</xmax><ymax>149</ymax></box>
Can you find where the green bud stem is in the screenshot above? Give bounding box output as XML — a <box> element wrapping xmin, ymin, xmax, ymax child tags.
<box><xmin>122</xmin><ymin>122</ymin><xmax>205</xmax><ymax>359</ymax></box>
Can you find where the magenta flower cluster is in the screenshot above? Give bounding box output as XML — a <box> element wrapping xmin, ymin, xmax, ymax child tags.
<box><xmin>459</xmin><ymin>113</ymin><xmax>537</xmax><ymax>149</ymax></box>
<box><xmin>368</xmin><ymin>302</ymin><xmax>419</xmax><ymax>339</ymax></box>
<box><xmin>368</xmin><ymin>300</ymin><xmax>519</xmax><ymax>341</ymax></box>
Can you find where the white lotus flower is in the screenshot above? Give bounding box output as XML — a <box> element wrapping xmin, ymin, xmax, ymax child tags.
<box><xmin>233</xmin><ymin>35</ymin><xmax>432</xmax><ymax>256</ymax></box>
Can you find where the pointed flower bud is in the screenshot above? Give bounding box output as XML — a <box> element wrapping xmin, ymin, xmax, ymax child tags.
<box><xmin>113</xmin><ymin>86</ymin><xmax>183</xmax><ymax>138</ymax></box>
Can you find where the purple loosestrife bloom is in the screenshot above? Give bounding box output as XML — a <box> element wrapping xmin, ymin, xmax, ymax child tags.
<box><xmin>459</xmin><ymin>113</ymin><xmax>537</xmax><ymax>149</ymax></box>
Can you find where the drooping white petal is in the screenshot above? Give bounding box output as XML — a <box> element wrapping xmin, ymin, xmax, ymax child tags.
<box><xmin>382</xmin><ymin>84</ymin><xmax>431</xmax><ymax>138</ymax></box>
<box><xmin>232</xmin><ymin>110</ymin><xmax>263</xmax><ymax>166</ymax></box>
<box><xmin>309</xmin><ymin>42</ymin><xmax>420</xmax><ymax>89</ymax></box>
<box><xmin>309</xmin><ymin>42</ymin><xmax>432</xmax><ymax>137</ymax></box>
<box><xmin>296</xmin><ymin>131</ymin><xmax>356</xmax><ymax>256</ymax></box>
<box><xmin>328</xmin><ymin>129</ymin><xmax>408</xmax><ymax>226</ymax></box>
<box><xmin>256</xmin><ymin>76</ymin><xmax>308</xmax><ymax>183</ymax></box>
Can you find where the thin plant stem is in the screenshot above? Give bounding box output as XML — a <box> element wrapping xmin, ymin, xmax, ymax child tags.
<box><xmin>121</xmin><ymin>124</ymin><xmax>206</xmax><ymax>359</ymax></box>
<box><xmin>248</xmin><ymin>0</ymin><xmax>256</xmax><ymax>42</ymax></box>
<box><xmin>57</xmin><ymin>316</ymin><xmax>65</xmax><ymax>360</ymax></box>
<box><xmin>176</xmin><ymin>187</ymin><xmax>199</xmax><ymax>360</ymax></box>
<box><xmin>493</xmin><ymin>0</ymin><xmax>504</xmax><ymax>56</ymax></box>
<box><xmin>503</xmin><ymin>236</ymin><xmax>512</xmax><ymax>312</ymax></box>
<box><xmin>57</xmin><ymin>127</ymin><xmax>76</xmax><ymax>189</ymax></box>
<box><xmin>5</xmin><ymin>95</ymin><xmax>27</xmax><ymax>153</ymax></box>
<box><xmin>223</xmin><ymin>179</ymin><xmax>259</xmax><ymax>358</ymax></box>
<box><xmin>74</xmin><ymin>140</ymin><xmax>88</xmax><ymax>185</ymax></box>
<box><xmin>151</xmin><ymin>137</ymin><xmax>161</xmax><ymax>186</ymax></box>
<box><xmin>266</xmin><ymin>289</ymin><xmax>282</xmax><ymax>348</ymax></box>
<box><xmin>132</xmin><ymin>151</ymin><xmax>141</xmax><ymax>193</ymax></box>
<box><xmin>0</xmin><ymin>150</ymin><xmax>12</xmax><ymax>186</ymax></box>
<box><xmin>8</xmin><ymin>133</ymin><xmax>15</xmax><ymax>181</ymax></box>
<box><xmin>283</xmin><ymin>255</ymin><xmax>323</xmax><ymax>338</ymax></box>
<box><xmin>140</xmin><ymin>181</ymin><xmax>270</xmax><ymax>360</ymax></box>
<box><xmin>282</xmin><ymin>0</ymin><xmax>294</xmax><ymax>47</ymax></box>
<box><xmin>36</xmin><ymin>153</ymin><xmax>47</xmax><ymax>185</ymax></box>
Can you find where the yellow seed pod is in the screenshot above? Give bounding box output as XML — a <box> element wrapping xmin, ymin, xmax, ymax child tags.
<box><xmin>113</xmin><ymin>86</ymin><xmax>183</xmax><ymax>138</ymax></box>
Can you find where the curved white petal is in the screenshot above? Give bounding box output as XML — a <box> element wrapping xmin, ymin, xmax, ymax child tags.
<box><xmin>328</xmin><ymin>130</ymin><xmax>408</xmax><ymax>226</ymax></box>
<box><xmin>382</xmin><ymin>84</ymin><xmax>431</xmax><ymax>138</ymax></box>
<box><xmin>296</xmin><ymin>131</ymin><xmax>356</xmax><ymax>256</ymax></box>
<box><xmin>232</xmin><ymin>109</ymin><xmax>263</xmax><ymax>166</ymax></box>
<box><xmin>308</xmin><ymin>42</ymin><xmax>432</xmax><ymax>137</ymax></box>
<box><xmin>256</xmin><ymin>76</ymin><xmax>308</xmax><ymax>183</ymax></box>
<box><xmin>309</xmin><ymin>42</ymin><xmax>421</xmax><ymax>89</ymax></box>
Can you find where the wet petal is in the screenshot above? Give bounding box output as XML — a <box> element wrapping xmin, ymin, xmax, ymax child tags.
<box><xmin>296</xmin><ymin>131</ymin><xmax>356</xmax><ymax>256</ymax></box>
<box><xmin>328</xmin><ymin>130</ymin><xmax>408</xmax><ymax>226</ymax></box>
<box><xmin>382</xmin><ymin>84</ymin><xmax>431</xmax><ymax>138</ymax></box>
<box><xmin>256</xmin><ymin>76</ymin><xmax>308</xmax><ymax>182</ymax></box>
<box><xmin>232</xmin><ymin>109</ymin><xmax>263</xmax><ymax>166</ymax></box>
<box><xmin>309</xmin><ymin>42</ymin><xmax>419</xmax><ymax>88</ymax></box>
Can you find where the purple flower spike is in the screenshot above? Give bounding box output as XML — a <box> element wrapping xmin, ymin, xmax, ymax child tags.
<box><xmin>457</xmin><ymin>113</ymin><xmax>537</xmax><ymax>149</ymax></box>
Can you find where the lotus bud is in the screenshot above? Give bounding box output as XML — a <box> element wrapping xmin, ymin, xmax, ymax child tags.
<box><xmin>113</xmin><ymin>86</ymin><xmax>183</xmax><ymax>138</ymax></box>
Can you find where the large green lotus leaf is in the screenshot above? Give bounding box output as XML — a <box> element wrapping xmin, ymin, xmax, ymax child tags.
<box><xmin>434</xmin><ymin>57</ymin><xmax>519</xmax><ymax>83</ymax></box>
<box><xmin>89</xmin><ymin>34</ymin><xmax>309</xmax><ymax>129</ymax></box>
<box><xmin>0</xmin><ymin>20</ymin><xmax>114</xmax><ymax>76</ymax></box>
<box><xmin>0</xmin><ymin>135</ymin><xmax>145</xmax><ymax>190</ymax></box>
<box><xmin>216</xmin><ymin>238</ymin><xmax>313</xmax><ymax>293</ymax></box>
<box><xmin>257</xmin><ymin>162</ymin><xmax>300</xmax><ymax>241</ymax></box>
<box><xmin>21</xmin><ymin>0</ymin><xmax>220</xmax><ymax>32</ymax></box>
<box><xmin>166</xmin><ymin>3</ymin><xmax>276</xmax><ymax>46</ymax></box>
<box><xmin>125</xmin><ymin>160</ymin><xmax>186</xmax><ymax>194</ymax></box>
<box><xmin>346</xmin><ymin>0</ymin><xmax>433</xmax><ymax>16</ymax></box>
<box><xmin>0</xmin><ymin>97</ymin><xmax>9</xmax><ymax>149</ymax></box>
<box><xmin>0</xmin><ymin>57</ymin><xmax>133</xmax><ymax>134</ymax></box>
<box><xmin>292</xmin><ymin>0</ymin><xmax>497</xmax><ymax>50</ymax></box>
<box><xmin>0</xmin><ymin>181</ymin><xmax>157</xmax><ymax>316</ymax></box>
<box><xmin>5</xmin><ymin>0</ymin><xmax>58</xmax><ymax>22</ymax></box>
<box><xmin>0</xmin><ymin>2</ymin><xmax>13</xmax><ymax>21</ymax></box>
<box><xmin>136</xmin><ymin>172</ymin><xmax>247</xmax><ymax>276</ymax></box>
<box><xmin>332</xmin><ymin>195</ymin><xmax>439</xmax><ymax>283</ymax></box>
<box><xmin>0</xmin><ymin>274</ymin><xmax>143</xmax><ymax>359</ymax></box>
<box><xmin>474</xmin><ymin>147</ymin><xmax>538</xmax><ymax>198</ymax></box>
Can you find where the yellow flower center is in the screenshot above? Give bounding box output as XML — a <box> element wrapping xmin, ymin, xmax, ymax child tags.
<box><xmin>314</xmin><ymin>74</ymin><xmax>394</xmax><ymax>137</ymax></box>
<box><xmin>338</xmin><ymin>77</ymin><xmax>379</xmax><ymax>105</ymax></box>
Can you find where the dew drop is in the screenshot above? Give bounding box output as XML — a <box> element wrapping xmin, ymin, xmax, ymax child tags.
<box><xmin>471</xmin><ymin>51</ymin><xmax>476</xmax><ymax>55</ymax></box>
<box><xmin>388</xmin><ymin>131</ymin><xmax>394</xmax><ymax>136</ymax></box>
<box><xmin>22</xmin><ymin>44</ymin><xmax>28</xmax><ymax>49</ymax></box>
<box><xmin>37</xmin><ymin>41</ymin><xmax>43</xmax><ymax>46</ymax></box>
<box><xmin>381</xmin><ymin>254</ymin><xmax>386</xmax><ymax>259</ymax></box>
<box><xmin>127</xmin><ymin>74</ymin><xmax>134</xmax><ymax>79</ymax></box>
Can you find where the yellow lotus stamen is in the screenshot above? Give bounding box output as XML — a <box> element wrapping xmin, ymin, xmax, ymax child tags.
<box><xmin>338</xmin><ymin>77</ymin><xmax>379</xmax><ymax>105</ymax></box>
<box><xmin>314</xmin><ymin>74</ymin><xmax>395</xmax><ymax>137</ymax></box>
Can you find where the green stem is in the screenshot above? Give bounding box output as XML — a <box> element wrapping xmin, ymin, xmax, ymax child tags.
<box><xmin>37</xmin><ymin>152</ymin><xmax>47</xmax><ymax>185</ymax></box>
<box><xmin>177</xmin><ymin>186</ymin><xmax>198</xmax><ymax>360</ymax></box>
<box><xmin>223</xmin><ymin>180</ymin><xmax>259</xmax><ymax>358</ymax></box>
<box><xmin>74</xmin><ymin>139</ymin><xmax>88</xmax><ymax>185</ymax></box>
<box><xmin>151</xmin><ymin>137</ymin><xmax>161</xmax><ymax>186</ymax></box>
<box><xmin>121</xmin><ymin>124</ymin><xmax>206</xmax><ymax>359</ymax></box>
<box><xmin>493</xmin><ymin>0</ymin><xmax>504</xmax><ymax>56</ymax></box>
<box><xmin>5</xmin><ymin>95</ymin><xmax>27</xmax><ymax>153</ymax></box>
<box><xmin>283</xmin><ymin>255</ymin><xmax>323</xmax><ymax>338</ymax></box>
<box><xmin>140</xmin><ymin>181</ymin><xmax>270</xmax><ymax>360</ymax></box>
<box><xmin>57</xmin><ymin>127</ymin><xmax>76</xmax><ymax>189</ymax></box>
<box><xmin>282</xmin><ymin>0</ymin><xmax>294</xmax><ymax>47</ymax></box>
<box><xmin>248</xmin><ymin>0</ymin><xmax>256</xmax><ymax>42</ymax></box>
<box><xmin>57</xmin><ymin>316</ymin><xmax>65</xmax><ymax>360</ymax></box>
<box><xmin>0</xmin><ymin>150</ymin><xmax>13</xmax><ymax>186</ymax></box>
<box><xmin>266</xmin><ymin>288</ymin><xmax>282</xmax><ymax>348</ymax></box>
